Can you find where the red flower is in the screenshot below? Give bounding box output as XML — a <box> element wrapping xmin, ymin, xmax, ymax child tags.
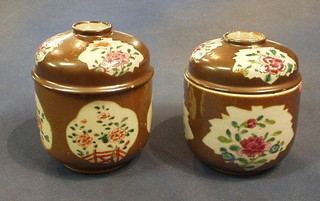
<box><xmin>76</xmin><ymin>134</ymin><xmax>93</xmax><ymax>147</ymax></box>
<box><xmin>239</xmin><ymin>136</ymin><xmax>269</xmax><ymax>157</ymax></box>
<box><xmin>109</xmin><ymin>128</ymin><xmax>126</xmax><ymax>142</ymax></box>
<box><xmin>262</xmin><ymin>56</ymin><xmax>285</xmax><ymax>74</ymax></box>
<box><xmin>36</xmin><ymin>115</ymin><xmax>42</xmax><ymax>129</ymax></box>
<box><xmin>100</xmin><ymin>50</ymin><xmax>130</xmax><ymax>68</ymax></box>
<box><xmin>246</xmin><ymin>118</ymin><xmax>257</xmax><ymax>128</ymax></box>
<box><xmin>97</xmin><ymin>113</ymin><xmax>110</xmax><ymax>119</ymax></box>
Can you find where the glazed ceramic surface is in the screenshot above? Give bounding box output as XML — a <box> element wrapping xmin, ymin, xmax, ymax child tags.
<box><xmin>184</xmin><ymin>31</ymin><xmax>302</xmax><ymax>175</ymax></box>
<box><xmin>32</xmin><ymin>21</ymin><xmax>154</xmax><ymax>173</ymax></box>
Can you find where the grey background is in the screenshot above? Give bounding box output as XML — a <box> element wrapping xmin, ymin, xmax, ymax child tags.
<box><xmin>1</xmin><ymin>0</ymin><xmax>319</xmax><ymax>201</ymax></box>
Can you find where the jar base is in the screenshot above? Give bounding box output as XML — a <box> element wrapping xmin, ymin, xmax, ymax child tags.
<box><xmin>212</xmin><ymin>165</ymin><xmax>277</xmax><ymax>176</ymax></box>
<box><xmin>64</xmin><ymin>162</ymin><xmax>129</xmax><ymax>174</ymax></box>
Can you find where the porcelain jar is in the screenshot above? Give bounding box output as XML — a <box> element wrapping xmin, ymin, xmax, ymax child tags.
<box><xmin>184</xmin><ymin>31</ymin><xmax>302</xmax><ymax>175</ymax></box>
<box><xmin>32</xmin><ymin>21</ymin><xmax>154</xmax><ymax>173</ymax></box>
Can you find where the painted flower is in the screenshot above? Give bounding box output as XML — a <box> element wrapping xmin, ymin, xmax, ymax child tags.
<box><xmin>36</xmin><ymin>115</ymin><xmax>42</xmax><ymax>129</ymax></box>
<box><xmin>100</xmin><ymin>50</ymin><xmax>130</xmax><ymax>68</ymax></box>
<box><xmin>239</xmin><ymin>136</ymin><xmax>269</xmax><ymax>157</ymax></box>
<box><xmin>97</xmin><ymin>113</ymin><xmax>110</xmax><ymax>119</ymax></box>
<box><xmin>76</xmin><ymin>134</ymin><xmax>93</xmax><ymax>147</ymax></box>
<box><xmin>109</xmin><ymin>128</ymin><xmax>126</xmax><ymax>142</ymax></box>
<box><xmin>246</xmin><ymin>118</ymin><xmax>257</xmax><ymax>128</ymax></box>
<box><xmin>92</xmin><ymin>41</ymin><xmax>110</xmax><ymax>47</ymax></box>
<box><xmin>262</xmin><ymin>56</ymin><xmax>286</xmax><ymax>75</ymax></box>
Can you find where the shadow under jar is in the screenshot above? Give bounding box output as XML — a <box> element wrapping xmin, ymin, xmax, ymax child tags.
<box><xmin>32</xmin><ymin>21</ymin><xmax>154</xmax><ymax>173</ymax></box>
<box><xmin>184</xmin><ymin>31</ymin><xmax>302</xmax><ymax>175</ymax></box>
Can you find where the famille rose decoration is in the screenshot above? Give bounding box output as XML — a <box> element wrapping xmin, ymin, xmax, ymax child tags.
<box><xmin>184</xmin><ymin>31</ymin><xmax>302</xmax><ymax>175</ymax></box>
<box><xmin>32</xmin><ymin>21</ymin><xmax>154</xmax><ymax>173</ymax></box>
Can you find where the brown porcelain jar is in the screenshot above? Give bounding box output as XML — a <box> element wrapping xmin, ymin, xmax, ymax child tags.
<box><xmin>32</xmin><ymin>21</ymin><xmax>154</xmax><ymax>173</ymax></box>
<box><xmin>184</xmin><ymin>31</ymin><xmax>302</xmax><ymax>175</ymax></box>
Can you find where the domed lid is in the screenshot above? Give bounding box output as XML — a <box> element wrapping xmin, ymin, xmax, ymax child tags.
<box><xmin>185</xmin><ymin>31</ymin><xmax>301</xmax><ymax>94</ymax></box>
<box><xmin>32</xmin><ymin>21</ymin><xmax>153</xmax><ymax>94</ymax></box>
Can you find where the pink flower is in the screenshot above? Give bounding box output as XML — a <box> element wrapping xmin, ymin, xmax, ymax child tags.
<box><xmin>76</xmin><ymin>134</ymin><xmax>93</xmax><ymax>147</ymax></box>
<box><xmin>100</xmin><ymin>50</ymin><xmax>130</xmax><ymax>68</ymax></box>
<box><xmin>246</xmin><ymin>118</ymin><xmax>257</xmax><ymax>128</ymax></box>
<box><xmin>109</xmin><ymin>128</ymin><xmax>126</xmax><ymax>142</ymax></box>
<box><xmin>262</xmin><ymin>56</ymin><xmax>285</xmax><ymax>74</ymax></box>
<box><xmin>239</xmin><ymin>136</ymin><xmax>269</xmax><ymax>158</ymax></box>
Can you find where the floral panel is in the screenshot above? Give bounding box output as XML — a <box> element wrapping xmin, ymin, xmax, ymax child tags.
<box><xmin>232</xmin><ymin>47</ymin><xmax>297</xmax><ymax>84</ymax></box>
<box><xmin>35</xmin><ymin>94</ymin><xmax>53</xmax><ymax>149</ymax></box>
<box><xmin>78</xmin><ymin>38</ymin><xmax>144</xmax><ymax>76</ymax></box>
<box><xmin>183</xmin><ymin>105</ymin><xmax>194</xmax><ymax>140</ymax></box>
<box><xmin>66</xmin><ymin>101</ymin><xmax>138</xmax><ymax>164</ymax></box>
<box><xmin>202</xmin><ymin>105</ymin><xmax>294</xmax><ymax>170</ymax></box>
<box><xmin>190</xmin><ymin>38</ymin><xmax>223</xmax><ymax>62</ymax></box>
<box><xmin>35</xmin><ymin>32</ymin><xmax>71</xmax><ymax>63</ymax></box>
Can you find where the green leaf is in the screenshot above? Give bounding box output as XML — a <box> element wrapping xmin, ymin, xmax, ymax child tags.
<box><xmin>114</xmin><ymin>122</ymin><xmax>119</xmax><ymax>127</ymax></box>
<box><xmin>265</xmin><ymin>119</ymin><xmax>276</xmax><ymax>124</ymax></box>
<box><xmin>218</xmin><ymin>136</ymin><xmax>232</xmax><ymax>143</ymax></box>
<box><xmin>272</xmin><ymin>131</ymin><xmax>282</xmax><ymax>136</ymax></box>
<box><xmin>253</xmin><ymin>159</ymin><xmax>268</xmax><ymax>164</ymax></box>
<box><xmin>226</xmin><ymin>129</ymin><xmax>232</xmax><ymax>137</ymax></box>
<box><xmin>231</xmin><ymin>121</ymin><xmax>239</xmax><ymax>128</ymax></box>
<box><xmin>257</xmin><ymin>115</ymin><xmax>264</xmax><ymax>121</ymax></box>
<box><xmin>265</xmin><ymin>74</ymin><xmax>272</xmax><ymax>82</ymax></box>
<box><xmin>246</xmin><ymin>53</ymin><xmax>258</xmax><ymax>56</ymax></box>
<box><xmin>287</xmin><ymin>63</ymin><xmax>293</xmax><ymax>73</ymax></box>
<box><xmin>44</xmin><ymin>135</ymin><xmax>50</xmax><ymax>142</ymax></box>
<box><xmin>102</xmin><ymin>135</ymin><xmax>108</xmax><ymax>143</ymax></box>
<box><xmin>248</xmin><ymin>60</ymin><xmax>260</xmax><ymax>64</ymax></box>
<box><xmin>121</xmin><ymin>117</ymin><xmax>128</xmax><ymax>122</ymax></box>
<box><xmin>238</xmin><ymin>158</ymin><xmax>248</xmax><ymax>164</ymax></box>
<box><xmin>109</xmin><ymin>116</ymin><xmax>115</xmax><ymax>120</ymax></box>
<box><xmin>116</xmin><ymin>45</ymin><xmax>122</xmax><ymax>48</ymax></box>
<box><xmin>235</xmin><ymin>133</ymin><xmax>241</xmax><ymax>142</ymax></box>
<box><xmin>128</xmin><ymin>129</ymin><xmax>134</xmax><ymax>133</ymax></box>
<box><xmin>87</xmin><ymin>129</ymin><xmax>92</xmax><ymax>133</ymax></box>
<box><xmin>127</xmin><ymin>62</ymin><xmax>132</xmax><ymax>67</ymax></box>
<box><xmin>127</xmin><ymin>49</ymin><xmax>131</xmax><ymax>53</ymax></box>
<box><xmin>269</xmin><ymin>144</ymin><xmax>280</xmax><ymax>153</ymax></box>
<box><xmin>70</xmin><ymin>126</ymin><xmax>75</xmax><ymax>131</ymax></box>
<box><xmin>257</xmin><ymin>123</ymin><xmax>266</xmax><ymax>128</ymax></box>
<box><xmin>241</xmin><ymin>129</ymin><xmax>248</xmax><ymax>134</ymax></box>
<box><xmin>229</xmin><ymin>145</ymin><xmax>240</xmax><ymax>151</ymax></box>
<box><xmin>133</xmin><ymin>52</ymin><xmax>140</xmax><ymax>55</ymax></box>
<box><xmin>220</xmin><ymin>147</ymin><xmax>227</xmax><ymax>152</ymax></box>
<box><xmin>222</xmin><ymin>152</ymin><xmax>235</xmax><ymax>161</ymax></box>
<box><xmin>270</xmin><ymin>49</ymin><xmax>277</xmax><ymax>55</ymax></box>
<box><xmin>264</xmin><ymin>132</ymin><xmax>269</xmax><ymax>140</ymax></box>
<box><xmin>97</xmin><ymin>120</ymin><xmax>103</xmax><ymax>123</ymax></box>
<box><xmin>94</xmin><ymin>133</ymin><xmax>99</xmax><ymax>137</ymax></box>
<box><xmin>267</xmin><ymin>137</ymin><xmax>275</xmax><ymax>142</ymax></box>
<box><xmin>90</xmin><ymin>48</ymin><xmax>99</xmax><ymax>52</ymax></box>
<box><xmin>94</xmin><ymin>106</ymin><xmax>100</xmax><ymax>110</ymax></box>
<box><xmin>77</xmin><ymin>150</ymin><xmax>84</xmax><ymax>157</ymax></box>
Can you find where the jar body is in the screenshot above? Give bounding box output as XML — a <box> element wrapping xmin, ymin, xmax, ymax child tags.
<box><xmin>34</xmin><ymin>82</ymin><xmax>152</xmax><ymax>173</ymax></box>
<box><xmin>184</xmin><ymin>78</ymin><xmax>301</xmax><ymax>175</ymax></box>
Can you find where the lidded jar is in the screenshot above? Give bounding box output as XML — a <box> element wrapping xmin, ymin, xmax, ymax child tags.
<box><xmin>32</xmin><ymin>21</ymin><xmax>154</xmax><ymax>173</ymax></box>
<box><xmin>184</xmin><ymin>31</ymin><xmax>302</xmax><ymax>175</ymax></box>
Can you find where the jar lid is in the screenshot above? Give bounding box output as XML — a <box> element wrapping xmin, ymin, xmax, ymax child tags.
<box><xmin>185</xmin><ymin>31</ymin><xmax>301</xmax><ymax>94</ymax></box>
<box><xmin>32</xmin><ymin>21</ymin><xmax>154</xmax><ymax>94</ymax></box>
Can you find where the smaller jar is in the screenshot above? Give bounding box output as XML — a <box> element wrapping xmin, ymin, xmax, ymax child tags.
<box><xmin>32</xmin><ymin>21</ymin><xmax>154</xmax><ymax>173</ymax></box>
<box><xmin>184</xmin><ymin>31</ymin><xmax>302</xmax><ymax>175</ymax></box>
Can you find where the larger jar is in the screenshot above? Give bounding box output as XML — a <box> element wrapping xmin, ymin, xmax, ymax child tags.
<box><xmin>184</xmin><ymin>31</ymin><xmax>301</xmax><ymax>175</ymax></box>
<box><xmin>32</xmin><ymin>21</ymin><xmax>154</xmax><ymax>173</ymax></box>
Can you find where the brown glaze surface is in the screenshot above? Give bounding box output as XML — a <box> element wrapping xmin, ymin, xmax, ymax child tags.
<box><xmin>186</xmin><ymin>31</ymin><xmax>301</xmax><ymax>94</ymax></box>
<box><xmin>184</xmin><ymin>31</ymin><xmax>302</xmax><ymax>175</ymax></box>
<box><xmin>184</xmin><ymin>80</ymin><xmax>301</xmax><ymax>175</ymax></box>
<box><xmin>32</xmin><ymin>21</ymin><xmax>154</xmax><ymax>173</ymax></box>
